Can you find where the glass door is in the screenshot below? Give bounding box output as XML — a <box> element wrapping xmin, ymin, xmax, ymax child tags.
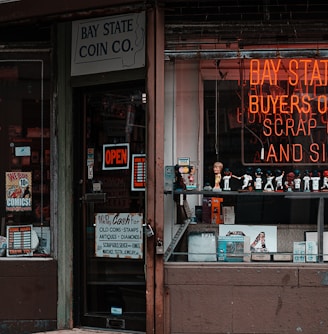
<box><xmin>73</xmin><ymin>81</ymin><xmax>146</xmax><ymax>331</ymax></box>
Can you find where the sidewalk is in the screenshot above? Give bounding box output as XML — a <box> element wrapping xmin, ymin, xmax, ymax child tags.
<box><xmin>34</xmin><ymin>328</ymin><xmax>141</xmax><ymax>334</ymax></box>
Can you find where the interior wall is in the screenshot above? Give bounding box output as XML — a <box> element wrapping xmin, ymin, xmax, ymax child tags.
<box><xmin>164</xmin><ymin>60</ymin><xmax>204</xmax><ymax>248</ymax></box>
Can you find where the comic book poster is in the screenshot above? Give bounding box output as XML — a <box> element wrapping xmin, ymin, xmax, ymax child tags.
<box><xmin>6</xmin><ymin>171</ymin><xmax>32</xmax><ymax>212</ymax></box>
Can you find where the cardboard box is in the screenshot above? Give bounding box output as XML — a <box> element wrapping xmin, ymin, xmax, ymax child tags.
<box><xmin>211</xmin><ymin>197</ymin><xmax>223</xmax><ymax>224</ymax></box>
<box><xmin>223</xmin><ymin>206</ymin><xmax>235</xmax><ymax>224</ymax></box>
<box><xmin>202</xmin><ymin>197</ymin><xmax>212</xmax><ymax>224</ymax></box>
<box><xmin>306</xmin><ymin>240</ymin><xmax>318</xmax><ymax>263</ymax></box>
<box><xmin>218</xmin><ymin>235</ymin><xmax>250</xmax><ymax>262</ymax></box>
<box><xmin>188</xmin><ymin>232</ymin><xmax>217</xmax><ymax>262</ymax></box>
<box><xmin>305</xmin><ymin>231</ymin><xmax>328</xmax><ymax>261</ymax></box>
<box><xmin>293</xmin><ymin>241</ymin><xmax>306</xmax><ymax>263</ymax></box>
<box><xmin>273</xmin><ymin>253</ymin><xmax>293</xmax><ymax>262</ymax></box>
<box><xmin>251</xmin><ymin>253</ymin><xmax>271</xmax><ymax>261</ymax></box>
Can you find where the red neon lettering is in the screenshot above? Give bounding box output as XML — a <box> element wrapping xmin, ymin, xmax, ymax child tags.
<box><xmin>105</xmin><ymin>148</ymin><xmax>127</xmax><ymax>165</ymax></box>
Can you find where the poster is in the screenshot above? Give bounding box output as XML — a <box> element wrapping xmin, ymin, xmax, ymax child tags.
<box><xmin>219</xmin><ymin>224</ymin><xmax>277</xmax><ymax>253</ymax></box>
<box><xmin>6</xmin><ymin>171</ymin><xmax>32</xmax><ymax>212</ymax></box>
<box><xmin>95</xmin><ymin>212</ymin><xmax>143</xmax><ymax>259</ymax></box>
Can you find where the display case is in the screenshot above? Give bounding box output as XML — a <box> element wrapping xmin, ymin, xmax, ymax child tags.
<box><xmin>165</xmin><ymin>189</ymin><xmax>328</xmax><ymax>263</ymax></box>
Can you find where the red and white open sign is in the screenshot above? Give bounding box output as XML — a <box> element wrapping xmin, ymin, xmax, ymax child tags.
<box><xmin>102</xmin><ymin>143</ymin><xmax>129</xmax><ymax>170</ymax></box>
<box><xmin>131</xmin><ymin>154</ymin><xmax>146</xmax><ymax>191</ymax></box>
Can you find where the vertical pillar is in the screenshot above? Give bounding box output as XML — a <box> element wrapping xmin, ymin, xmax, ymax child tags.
<box><xmin>56</xmin><ymin>22</ymin><xmax>74</xmax><ymax>329</ymax></box>
<box><xmin>146</xmin><ymin>5</ymin><xmax>165</xmax><ymax>334</ymax></box>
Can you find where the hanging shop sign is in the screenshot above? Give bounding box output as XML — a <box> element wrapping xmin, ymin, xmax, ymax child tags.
<box><xmin>241</xmin><ymin>58</ymin><xmax>328</xmax><ymax>165</ymax></box>
<box><xmin>71</xmin><ymin>11</ymin><xmax>145</xmax><ymax>76</ymax></box>
<box><xmin>6</xmin><ymin>171</ymin><xmax>32</xmax><ymax>211</ymax></box>
<box><xmin>103</xmin><ymin>143</ymin><xmax>129</xmax><ymax>170</ymax></box>
<box><xmin>95</xmin><ymin>212</ymin><xmax>143</xmax><ymax>259</ymax></box>
<box><xmin>131</xmin><ymin>154</ymin><xmax>146</xmax><ymax>191</ymax></box>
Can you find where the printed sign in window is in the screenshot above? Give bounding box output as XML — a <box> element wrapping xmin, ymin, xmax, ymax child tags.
<box><xmin>6</xmin><ymin>171</ymin><xmax>32</xmax><ymax>212</ymax></box>
<box><xmin>95</xmin><ymin>213</ymin><xmax>143</xmax><ymax>259</ymax></box>
<box><xmin>7</xmin><ymin>225</ymin><xmax>33</xmax><ymax>257</ymax></box>
<box><xmin>131</xmin><ymin>154</ymin><xmax>146</xmax><ymax>191</ymax></box>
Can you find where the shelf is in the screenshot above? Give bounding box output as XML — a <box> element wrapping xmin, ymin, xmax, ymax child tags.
<box><xmin>165</xmin><ymin>189</ymin><xmax>328</xmax><ymax>198</ymax></box>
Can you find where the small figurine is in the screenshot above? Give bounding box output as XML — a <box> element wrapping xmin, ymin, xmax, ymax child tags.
<box><xmin>264</xmin><ymin>170</ymin><xmax>275</xmax><ymax>191</ymax></box>
<box><xmin>284</xmin><ymin>171</ymin><xmax>295</xmax><ymax>192</ymax></box>
<box><xmin>203</xmin><ymin>182</ymin><xmax>212</xmax><ymax>191</ymax></box>
<box><xmin>186</xmin><ymin>165</ymin><xmax>197</xmax><ymax>190</ymax></box>
<box><xmin>321</xmin><ymin>170</ymin><xmax>328</xmax><ymax>191</ymax></box>
<box><xmin>254</xmin><ymin>168</ymin><xmax>263</xmax><ymax>191</ymax></box>
<box><xmin>174</xmin><ymin>164</ymin><xmax>186</xmax><ymax>190</ymax></box>
<box><xmin>239</xmin><ymin>167</ymin><xmax>253</xmax><ymax>191</ymax></box>
<box><xmin>275</xmin><ymin>169</ymin><xmax>284</xmax><ymax>191</ymax></box>
<box><xmin>223</xmin><ymin>167</ymin><xmax>232</xmax><ymax>191</ymax></box>
<box><xmin>311</xmin><ymin>170</ymin><xmax>321</xmax><ymax>192</ymax></box>
<box><xmin>188</xmin><ymin>166</ymin><xmax>195</xmax><ymax>184</ymax></box>
<box><xmin>213</xmin><ymin>161</ymin><xmax>223</xmax><ymax>192</ymax></box>
<box><xmin>303</xmin><ymin>170</ymin><xmax>311</xmax><ymax>192</ymax></box>
<box><xmin>222</xmin><ymin>167</ymin><xmax>239</xmax><ymax>191</ymax></box>
<box><xmin>293</xmin><ymin>169</ymin><xmax>301</xmax><ymax>192</ymax></box>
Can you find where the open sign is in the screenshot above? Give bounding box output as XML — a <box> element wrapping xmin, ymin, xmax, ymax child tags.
<box><xmin>102</xmin><ymin>143</ymin><xmax>129</xmax><ymax>170</ymax></box>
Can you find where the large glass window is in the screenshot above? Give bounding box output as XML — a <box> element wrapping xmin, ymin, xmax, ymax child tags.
<box><xmin>164</xmin><ymin>55</ymin><xmax>328</xmax><ymax>263</ymax></box>
<box><xmin>0</xmin><ymin>53</ymin><xmax>51</xmax><ymax>257</ymax></box>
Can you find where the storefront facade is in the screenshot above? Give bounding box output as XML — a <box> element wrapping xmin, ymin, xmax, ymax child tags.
<box><xmin>0</xmin><ymin>1</ymin><xmax>328</xmax><ymax>334</ymax></box>
<box><xmin>0</xmin><ymin>1</ymin><xmax>162</xmax><ymax>333</ymax></box>
<box><xmin>163</xmin><ymin>2</ymin><xmax>328</xmax><ymax>334</ymax></box>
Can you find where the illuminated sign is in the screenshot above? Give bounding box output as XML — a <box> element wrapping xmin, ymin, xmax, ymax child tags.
<box><xmin>240</xmin><ymin>58</ymin><xmax>328</xmax><ymax>165</ymax></box>
<box><xmin>102</xmin><ymin>143</ymin><xmax>129</xmax><ymax>170</ymax></box>
<box><xmin>131</xmin><ymin>154</ymin><xmax>146</xmax><ymax>191</ymax></box>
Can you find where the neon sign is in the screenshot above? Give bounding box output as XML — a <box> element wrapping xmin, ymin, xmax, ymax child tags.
<box><xmin>243</xmin><ymin>58</ymin><xmax>328</xmax><ymax>165</ymax></box>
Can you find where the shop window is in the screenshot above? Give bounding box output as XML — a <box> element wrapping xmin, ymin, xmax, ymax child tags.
<box><xmin>164</xmin><ymin>56</ymin><xmax>328</xmax><ymax>263</ymax></box>
<box><xmin>0</xmin><ymin>53</ymin><xmax>51</xmax><ymax>257</ymax></box>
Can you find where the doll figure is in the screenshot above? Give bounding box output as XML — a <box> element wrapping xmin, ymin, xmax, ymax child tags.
<box><xmin>187</xmin><ymin>166</ymin><xmax>196</xmax><ymax>189</ymax></box>
<box><xmin>275</xmin><ymin>169</ymin><xmax>284</xmax><ymax>191</ymax></box>
<box><xmin>303</xmin><ymin>170</ymin><xmax>311</xmax><ymax>192</ymax></box>
<box><xmin>321</xmin><ymin>170</ymin><xmax>328</xmax><ymax>190</ymax></box>
<box><xmin>264</xmin><ymin>170</ymin><xmax>275</xmax><ymax>191</ymax></box>
<box><xmin>311</xmin><ymin>170</ymin><xmax>321</xmax><ymax>192</ymax></box>
<box><xmin>239</xmin><ymin>167</ymin><xmax>253</xmax><ymax>190</ymax></box>
<box><xmin>223</xmin><ymin>167</ymin><xmax>232</xmax><ymax>191</ymax></box>
<box><xmin>285</xmin><ymin>171</ymin><xmax>295</xmax><ymax>192</ymax></box>
<box><xmin>222</xmin><ymin>167</ymin><xmax>239</xmax><ymax>191</ymax></box>
<box><xmin>254</xmin><ymin>168</ymin><xmax>263</xmax><ymax>191</ymax></box>
<box><xmin>213</xmin><ymin>161</ymin><xmax>223</xmax><ymax>192</ymax></box>
<box><xmin>174</xmin><ymin>164</ymin><xmax>186</xmax><ymax>190</ymax></box>
<box><xmin>293</xmin><ymin>169</ymin><xmax>301</xmax><ymax>192</ymax></box>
